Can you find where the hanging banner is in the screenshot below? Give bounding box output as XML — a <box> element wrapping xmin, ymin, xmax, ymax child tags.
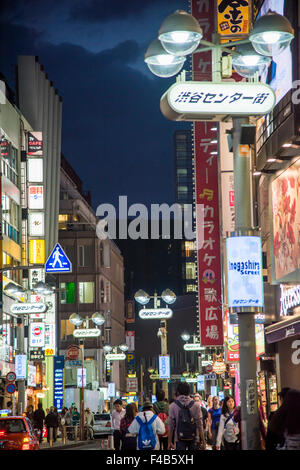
<box><xmin>217</xmin><ymin>0</ymin><xmax>250</xmax><ymax>37</ymax></box>
<box><xmin>192</xmin><ymin>0</ymin><xmax>223</xmax><ymax>347</ymax></box>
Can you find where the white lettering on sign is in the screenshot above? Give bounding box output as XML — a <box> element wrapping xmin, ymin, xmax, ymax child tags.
<box><xmin>280</xmin><ymin>285</ymin><xmax>300</xmax><ymax>316</ymax></box>
<box><xmin>291</xmin><ymin>340</ymin><xmax>300</xmax><ymax>365</ymax></box>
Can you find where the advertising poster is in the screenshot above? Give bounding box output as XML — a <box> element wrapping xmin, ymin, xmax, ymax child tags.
<box><xmin>272</xmin><ymin>158</ymin><xmax>300</xmax><ymax>281</ymax></box>
<box><xmin>159</xmin><ymin>355</ymin><xmax>170</xmax><ymax>379</ymax></box>
<box><xmin>53</xmin><ymin>356</ymin><xmax>64</xmax><ymax>412</ymax></box>
<box><xmin>27</xmin><ymin>131</ymin><xmax>43</xmax><ymax>156</ymax></box>
<box><xmin>226</xmin><ymin>236</ymin><xmax>264</xmax><ymax>308</ymax></box>
<box><xmin>217</xmin><ymin>0</ymin><xmax>250</xmax><ymax>37</ymax></box>
<box><xmin>192</xmin><ymin>0</ymin><xmax>223</xmax><ymax>347</ymax></box>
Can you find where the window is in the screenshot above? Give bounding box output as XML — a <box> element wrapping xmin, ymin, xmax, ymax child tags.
<box><xmin>177</xmin><ymin>169</ymin><xmax>187</xmax><ymax>176</ymax></box>
<box><xmin>185</xmin><ymin>241</ymin><xmax>195</xmax><ymax>257</ymax></box>
<box><xmin>60</xmin><ymin>282</ymin><xmax>75</xmax><ymax>304</ymax></box>
<box><xmin>60</xmin><ymin>319</ymin><xmax>75</xmax><ymax>340</ymax></box>
<box><xmin>100</xmin><ymin>279</ymin><xmax>105</xmax><ymax>303</ymax></box>
<box><xmin>186</xmin><ymin>284</ymin><xmax>197</xmax><ymax>293</ymax></box>
<box><xmin>185</xmin><ymin>262</ymin><xmax>196</xmax><ymax>280</ymax></box>
<box><xmin>78</xmin><ymin>282</ymin><xmax>94</xmax><ymax>304</ymax></box>
<box><xmin>78</xmin><ymin>245</ymin><xmax>93</xmax><ymax>267</ymax></box>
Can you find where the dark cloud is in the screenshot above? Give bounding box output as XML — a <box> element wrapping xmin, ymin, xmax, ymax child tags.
<box><xmin>0</xmin><ymin>20</ymin><xmax>185</xmax><ymax>210</ymax></box>
<box><xmin>70</xmin><ymin>0</ymin><xmax>171</xmax><ymax>22</ymax></box>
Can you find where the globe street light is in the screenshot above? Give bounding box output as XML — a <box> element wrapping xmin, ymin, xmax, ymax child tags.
<box><xmin>69</xmin><ymin>313</ymin><xmax>84</xmax><ymax>327</ymax></box>
<box><xmin>4</xmin><ymin>282</ymin><xmax>25</xmax><ymax>296</ymax></box>
<box><xmin>181</xmin><ymin>332</ymin><xmax>191</xmax><ymax>342</ymax></box>
<box><xmin>232</xmin><ymin>43</ymin><xmax>271</xmax><ymax>78</ymax></box>
<box><xmin>134</xmin><ymin>289</ymin><xmax>151</xmax><ymax>306</ymax></box>
<box><xmin>145</xmin><ymin>39</ymin><xmax>186</xmax><ymax>78</ymax></box>
<box><xmin>91</xmin><ymin>312</ymin><xmax>105</xmax><ymax>326</ymax></box>
<box><xmin>249</xmin><ymin>11</ymin><xmax>294</xmax><ymax>57</ymax></box>
<box><xmin>103</xmin><ymin>344</ymin><xmax>113</xmax><ymax>353</ymax></box>
<box><xmin>161</xmin><ymin>289</ymin><xmax>176</xmax><ymax>305</ymax></box>
<box><xmin>158</xmin><ymin>10</ymin><xmax>203</xmax><ymax>56</ymax></box>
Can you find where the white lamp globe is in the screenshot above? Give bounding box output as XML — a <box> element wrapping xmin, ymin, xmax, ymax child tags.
<box><xmin>249</xmin><ymin>11</ymin><xmax>294</xmax><ymax>57</ymax></box>
<box><xmin>232</xmin><ymin>43</ymin><xmax>271</xmax><ymax>78</ymax></box>
<box><xmin>145</xmin><ymin>39</ymin><xmax>185</xmax><ymax>78</ymax></box>
<box><xmin>158</xmin><ymin>10</ymin><xmax>203</xmax><ymax>56</ymax></box>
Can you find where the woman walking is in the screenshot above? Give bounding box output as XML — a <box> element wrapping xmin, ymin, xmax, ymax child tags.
<box><xmin>216</xmin><ymin>397</ymin><xmax>240</xmax><ymax>450</ymax></box>
<box><xmin>268</xmin><ymin>388</ymin><xmax>300</xmax><ymax>450</ymax></box>
<box><xmin>120</xmin><ymin>403</ymin><xmax>138</xmax><ymax>450</ymax></box>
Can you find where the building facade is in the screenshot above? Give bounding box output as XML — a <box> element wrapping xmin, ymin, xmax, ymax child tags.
<box><xmin>58</xmin><ymin>156</ymin><xmax>126</xmax><ymax>404</ymax></box>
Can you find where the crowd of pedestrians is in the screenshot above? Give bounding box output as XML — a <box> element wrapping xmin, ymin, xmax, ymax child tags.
<box><xmin>20</xmin><ymin>384</ymin><xmax>300</xmax><ymax>451</ymax></box>
<box><xmin>24</xmin><ymin>402</ymin><xmax>96</xmax><ymax>443</ymax></box>
<box><xmin>110</xmin><ymin>384</ymin><xmax>300</xmax><ymax>451</ymax></box>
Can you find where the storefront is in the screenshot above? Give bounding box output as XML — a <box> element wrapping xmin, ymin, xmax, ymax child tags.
<box><xmin>265</xmin><ymin>315</ymin><xmax>300</xmax><ymax>391</ymax></box>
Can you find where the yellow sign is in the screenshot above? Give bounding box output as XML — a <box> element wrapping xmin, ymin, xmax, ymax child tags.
<box><xmin>29</xmin><ymin>239</ymin><xmax>45</xmax><ymax>264</ymax></box>
<box><xmin>217</xmin><ymin>0</ymin><xmax>250</xmax><ymax>37</ymax></box>
<box><xmin>45</xmin><ymin>348</ymin><xmax>55</xmax><ymax>356</ymax></box>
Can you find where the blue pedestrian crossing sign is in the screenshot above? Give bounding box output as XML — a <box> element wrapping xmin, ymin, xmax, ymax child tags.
<box><xmin>45</xmin><ymin>243</ymin><xmax>72</xmax><ymax>273</ymax></box>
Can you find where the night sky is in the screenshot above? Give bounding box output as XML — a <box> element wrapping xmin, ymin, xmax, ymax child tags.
<box><xmin>0</xmin><ymin>0</ymin><xmax>189</xmax><ymax>210</ymax></box>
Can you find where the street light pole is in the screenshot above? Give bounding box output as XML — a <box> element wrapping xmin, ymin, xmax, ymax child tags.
<box><xmin>232</xmin><ymin>118</ymin><xmax>260</xmax><ymax>450</ymax></box>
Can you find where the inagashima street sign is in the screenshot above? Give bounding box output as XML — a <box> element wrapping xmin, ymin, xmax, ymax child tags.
<box><xmin>160</xmin><ymin>81</ymin><xmax>276</xmax><ymax>122</ymax></box>
<box><xmin>73</xmin><ymin>328</ymin><xmax>100</xmax><ymax>338</ymax></box>
<box><xmin>139</xmin><ymin>308</ymin><xmax>173</xmax><ymax>320</ymax></box>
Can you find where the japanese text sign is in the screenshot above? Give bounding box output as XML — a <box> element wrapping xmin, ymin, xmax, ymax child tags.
<box><xmin>192</xmin><ymin>0</ymin><xmax>223</xmax><ymax>347</ymax></box>
<box><xmin>217</xmin><ymin>0</ymin><xmax>250</xmax><ymax>37</ymax></box>
<box><xmin>161</xmin><ymin>82</ymin><xmax>276</xmax><ymax>121</ymax></box>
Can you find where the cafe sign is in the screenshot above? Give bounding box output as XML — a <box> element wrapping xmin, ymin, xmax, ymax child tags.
<box><xmin>160</xmin><ymin>81</ymin><xmax>276</xmax><ymax>122</ymax></box>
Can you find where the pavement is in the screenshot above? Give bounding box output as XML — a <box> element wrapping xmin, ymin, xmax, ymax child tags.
<box><xmin>39</xmin><ymin>436</ymin><xmax>112</xmax><ymax>450</ymax></box>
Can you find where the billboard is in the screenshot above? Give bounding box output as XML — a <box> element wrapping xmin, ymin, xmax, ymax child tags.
<box><xmin>217</xmin><ymin>0</ymin><xmax>250</xmax><ymax>37</ymax></box>
<box><xmin>53</xmin><ymin>356</ymin><xmax>64</xmax><ymax>412</ymax></box>
<box><xmin>224</xmin><ymin>311</ymin><xmax>265</xmax><ymax>362</ymax></box>
<box><xmin>226</xmin><ymin>236</ymin><xmax>264</xmax><ymax>308</ymax></box>
<box><xmin>272</xmin><ymin>158</ymin><xmax>300</xmax><ymax>281</ymax></box>
<box><xmin>159</xmin><ymin>355</ymin><xmax>170</xmax><ymax>379</ymax></box>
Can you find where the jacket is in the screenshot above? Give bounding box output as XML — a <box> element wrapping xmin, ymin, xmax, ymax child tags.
<box><xmin>153</xmin><ymin>401</ymin><xmax>169</xmax><ymax>416</ymax></box>
<box><xmin>216</xmin><ymin>412</ymin><xmax>239</xmax><ymax>448</ymax></box>
<box><xmin>33</xmin><ymin>408</ymin><xmax>45</xmax><ymax>427</ymax></box>
<box><xmin>45</xmin><ymin>412</ymin><xmax>59</xmax><ymax>428</ymax></box>
<box><xmin>128</xmin><ymin>410</ymin><xmax>165</xmax><ymax>450</ymax></box>
<box><xmin>85</xmin><ymin>412</ymin><xmax>95</xmax><ymax>427</ymax></box>
<box><xmin>168</xmin><ymin>395</ymin><xmax>203</xmax><ymax>443</ymax></box>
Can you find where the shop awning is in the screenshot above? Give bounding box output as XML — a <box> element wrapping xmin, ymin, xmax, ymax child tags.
<box><xmin>265</xmin><ymin>315</ymin><xmax>300</xmax><ymax>343</ymax></box>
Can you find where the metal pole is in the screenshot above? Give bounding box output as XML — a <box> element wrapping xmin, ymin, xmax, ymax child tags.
<box><xmin>232</xmin><ymin>117</ymin><xmax>260</xmax><ymax>450</ymax></box>
<box><xmin>79</xmin><ymin>340</ymin><xmax>85</xmax><ymax>440</ymax></box>
<box><xmin>140</xmin><ymin>362</ymin><xmax>144</xmax><ymax>406</ymax></box>
<box><xmin>160</xmin><ymin>320</ymin><xmax>169</xmax><ymax>400</ymax></box>
<box><xmin>16</xmin><ymin>317</ymin><xmax>26</xmax><ymax>415</ymax></box>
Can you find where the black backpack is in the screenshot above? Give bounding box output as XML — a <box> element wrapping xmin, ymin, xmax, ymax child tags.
<box><xmin>175</xmin><ymin>400</ymin><xmax>196</xmax><ymax>441</ymax></box>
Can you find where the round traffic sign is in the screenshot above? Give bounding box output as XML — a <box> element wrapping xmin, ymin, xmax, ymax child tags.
<box><xmin>206</xmin><ymin>364</ymin><xmax>213</xmax><ymax>373</ymax></box>
<box><xmin>6</xmin><ymin>372</ymin><xmax>16</xmax><ymax>383</ymax></box>
<box><xmin>6</xmin><ymin>383</ymin><xmax>16</xmax><ymax>394</ymax></box>
<box><xmin>67</xmin><ymin>345</ymin><xmax>80</xmax><ymax>361</ymax></box>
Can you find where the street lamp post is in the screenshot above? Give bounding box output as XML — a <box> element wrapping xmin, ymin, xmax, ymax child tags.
<box><xmin>69</xmin><ymin>311</ymin><xmax>105</xmax><ymax>440</ymax></box>
<box><xmin>134</xmin><ymin>289</ymin><xmax>176</xmax><ymax>401</ymax></box>
<box><xmin>145</xmin><ymin>9</ymin><xmax>294</xmax><ymax>450</ymax></box>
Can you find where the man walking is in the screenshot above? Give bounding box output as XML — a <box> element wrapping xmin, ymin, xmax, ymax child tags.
<box><xmin>33</xmin><ymin>403</ymin><xmax>45</xmax><ymax>443</ymax></box>
<box><xmin>112</xmin><ymin>399</ymin><xmax>125</xmax><ymax>450</ymax></box>
<box><xmin>168</xmin><ymin>383</ymin><xmax>206</xmax><ymax>451</ymax></box>
<box><xmin>85</xmin><ymin>408</ymin><xmax>95</xmax><ymax>439</ymax></box>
